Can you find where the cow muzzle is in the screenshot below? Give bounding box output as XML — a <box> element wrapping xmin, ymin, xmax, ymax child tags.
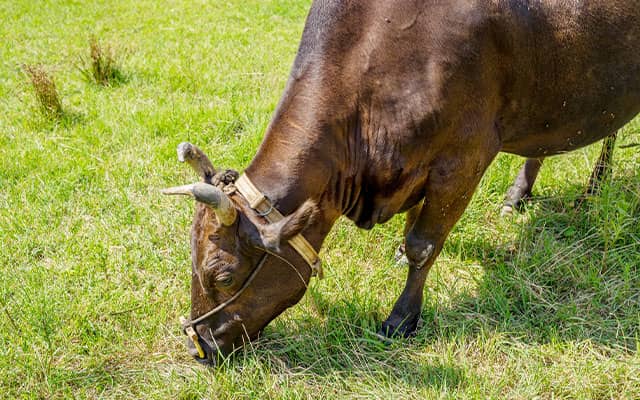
<box><xmin>181</xmin><ymin>315</ymin><xmax>244</xmax><ymax>365</ymax></box>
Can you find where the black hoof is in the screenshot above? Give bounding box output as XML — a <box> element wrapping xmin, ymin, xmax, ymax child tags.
<box><xmin>376</xmin><ymin>318</ymin><xmax>419</xmax><ymax>340</ymax></box>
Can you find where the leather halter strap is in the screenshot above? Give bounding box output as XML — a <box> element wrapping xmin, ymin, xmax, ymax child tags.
<box><xmin>234</xmin><ymin>174</ymin><xmax>323</xmax><ymax>279</ymax></box>
<box><xmin>180</xmin><ymin>173</ymin><xmax>323</xmax><ymax>359</ymax></box>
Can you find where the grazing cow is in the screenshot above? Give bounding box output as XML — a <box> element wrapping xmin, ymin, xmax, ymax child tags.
<box><xmin>163</xmin><ymin>0</ymin><xmax>640</xmax><ymax>364</ymax></box>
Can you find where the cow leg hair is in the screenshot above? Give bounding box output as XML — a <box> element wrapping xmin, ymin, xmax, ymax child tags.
<box><xmin>501</xmin><ymin>157</ymin><xmax>544</xmax><ymax>215</ymax></box>
<box><xmin>380</xmin><ymin>142</ymin><xmax>499</xmax><ymax>339</ymax></box>
<box><xmin>503</xmin><ymin>132</ymin><xmax>617</xmax><ymax>214</ymax></box>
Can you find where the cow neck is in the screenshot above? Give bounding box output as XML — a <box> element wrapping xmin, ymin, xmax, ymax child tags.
<box><xmin>244</xmin><ymin>133</ymin><xmax>341</xmax><ymax>254</ymax></box>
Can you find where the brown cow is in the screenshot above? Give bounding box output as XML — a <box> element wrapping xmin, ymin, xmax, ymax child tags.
<box><xmin>163</xmin><ymin>0</ymin><xmax>640</xmax><ymax>364</ymax></box>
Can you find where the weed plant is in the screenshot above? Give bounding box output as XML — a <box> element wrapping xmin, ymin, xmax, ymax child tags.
<box><xmin>79</xmin><ymin>36</ymin><xmax>125</xmax><ymax>86</ymax></box>
<box><xmin>22</xmin><ymin>64</ymin><xmax>63</xmax><ymax>118</ymax></box>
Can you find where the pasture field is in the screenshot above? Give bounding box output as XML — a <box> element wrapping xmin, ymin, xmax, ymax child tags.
<box><xmin>1</xmin><ymin>1</ymin><xmax>639</xmax><ymax>398</ymax></box>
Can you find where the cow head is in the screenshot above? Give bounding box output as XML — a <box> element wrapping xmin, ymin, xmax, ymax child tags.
<box><xmin>163</xmin><ymin>142</ymin><xmax>319</xmax><ymax>365</ymax></box>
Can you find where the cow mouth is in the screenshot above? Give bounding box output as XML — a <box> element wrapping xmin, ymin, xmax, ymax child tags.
<box><xmin>187</xmin><ymin>317</ymin><xmax>245</xmax><ymax>365</ymax></box>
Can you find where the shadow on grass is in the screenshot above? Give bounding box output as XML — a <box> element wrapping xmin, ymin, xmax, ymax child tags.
<box><xmin>247</xmin><ymin>308</ymin><xmax>470</xmax><ymax>392</ymax></box>
<box><xmin>427</xmin><ymin>175</ymin><xmax>640</xmax><ymax>351</ymax></box>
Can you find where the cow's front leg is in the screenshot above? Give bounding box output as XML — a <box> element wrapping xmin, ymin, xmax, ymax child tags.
<box><xmin>380</xmin><ymin>147</ymin><xmax>499</xmax><ymax>338</ymax></box>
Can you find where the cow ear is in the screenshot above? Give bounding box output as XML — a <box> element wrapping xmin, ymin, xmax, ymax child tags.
<box><xmin>260</xmin><ymin>200</ymin><xmax>318</xmax><ymax>252</ymax></box>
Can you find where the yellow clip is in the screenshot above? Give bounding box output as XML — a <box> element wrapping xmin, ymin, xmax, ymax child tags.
<box><xmin>180</xmin><ymin>316</ymin><xmax>205</xmax><ymax>359</ymax></box>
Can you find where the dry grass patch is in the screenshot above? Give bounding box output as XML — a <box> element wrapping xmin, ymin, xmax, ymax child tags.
<box><xmin>23</xmin><ymin>64</ymin><xmax>63</xmax><ymax>118</ymax></box>
<box><xmin>79</xmin><ymin>36</ymin><xmax>126</xmax><ymax>86</ymax></box>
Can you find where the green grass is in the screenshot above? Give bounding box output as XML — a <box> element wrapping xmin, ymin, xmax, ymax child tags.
<box><xmin>1</xmin><ymin>1</ymin><xmax>639</xmax><ymax>398</ymax></box>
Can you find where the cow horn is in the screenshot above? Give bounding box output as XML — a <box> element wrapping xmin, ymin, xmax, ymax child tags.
<box><xmin>161</xmin><ymin>183</ymin><xmax>237</xmax><ymax>226</ymax></box>
<box><xmin>176</xmin><ymin>142</ymin><xmax>216</xmax><ymax>182</ymax></box>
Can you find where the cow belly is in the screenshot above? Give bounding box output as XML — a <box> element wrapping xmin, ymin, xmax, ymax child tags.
<box><xmin>500</xmin><ymin>93</ymin><xmax>640</xmax><ymax>158</ymax></box>
<box><xmin>496</xmin><ymin>0</ymin><xmax>640</xmax><ymax>157</ymax></box>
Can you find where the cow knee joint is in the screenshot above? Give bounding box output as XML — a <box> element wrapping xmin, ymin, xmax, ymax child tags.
<box><xmin>405</xmin><ymin>234</ymin><xmax>436</xmax><ymax>269</ymax></box>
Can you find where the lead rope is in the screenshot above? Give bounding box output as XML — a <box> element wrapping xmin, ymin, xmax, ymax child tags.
<box><xmin>183</xmin><ymin>253</ymin><xmax>269</xmax><ymax>328</ymax></box>
<box><xmin>181</xmin><ymin>244</ymin><xmax>312</xmax><ymax>359</ymax></box>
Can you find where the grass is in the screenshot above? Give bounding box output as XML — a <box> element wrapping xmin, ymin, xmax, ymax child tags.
<box><xmin>78</xmin><ymin>36</ymin><xmax>126</xmax><ymax>86</ymax></box>
<box><xmin>1</xmin><ymin>0</ymin><xmax>638</xmax><ymax>398</ymax></box>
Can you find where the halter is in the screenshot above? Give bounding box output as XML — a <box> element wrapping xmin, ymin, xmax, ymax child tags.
<box><xmin>180</xmin><ymin>173</ymin><xmax>322</xmax><ymax>359</ymax></box>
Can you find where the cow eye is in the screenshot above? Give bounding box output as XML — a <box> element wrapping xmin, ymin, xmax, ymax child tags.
<box><xmin>217</xmin><ymin>275</ymin><xmax>233</xmax><ymax>287</ymax></box>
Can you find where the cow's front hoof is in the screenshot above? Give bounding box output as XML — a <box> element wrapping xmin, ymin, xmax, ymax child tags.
<box><xmin>376</xmin><ymin>318</ymin><xmax>420</xmax><ymax>340</ymax></box>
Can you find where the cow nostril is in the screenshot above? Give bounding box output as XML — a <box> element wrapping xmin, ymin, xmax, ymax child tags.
<box><xmin>195</xmin><ymin>354</ymin><xmax>215</xmax><ymax>366</ymax></box>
